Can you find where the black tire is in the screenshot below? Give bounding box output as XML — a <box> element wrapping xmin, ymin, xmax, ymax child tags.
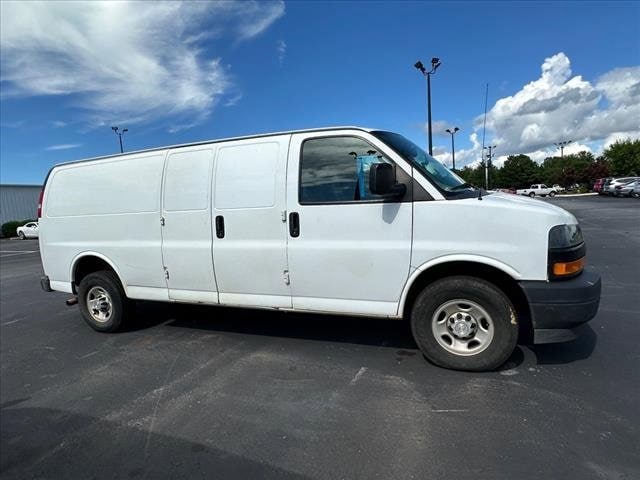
<box><xmin>528</xmin><ymin>192</ymin><xmax>535</xmax><ymax>197</ymax></box>
<box><xmin>78</xmin><ymin>270</ymin><xmax>131</xmax><ymax>332</ymax></box>
<box><xmin>18</xmin><ymin>231</ymin><xmax>25</xmax><ymax>240</ymax></box>
<box><xmin>549</xmin><ymin>191</ymin><xmax>556</xmax><ymax>197</ymax></box>
<box><xmin>410</xmin><ymin>276</ymin><xmax>519</xmax><ymax>371</ymax></box>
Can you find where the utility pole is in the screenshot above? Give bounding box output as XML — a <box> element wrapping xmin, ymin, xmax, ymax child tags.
<box><xmin>554</xmin><ymin>140</ymin><xmax>572</xmax><ymax>159</ymax></box>
<box><xmin>446</xmin><ymin>127</ymin><xmax>460</xmax><ymax>170</ymax></box>
<box><xmin>414</xmin><ymin>57</ymin><xmax>442</xmax><ymax>156</ymax></box>
<box><xmin>111</xmin><ymin>126</ymin><xmax>128</xmax><ymax>153</ymax></box>
<box><xmin>484</xmin><ymin>145</ymin><xmax>496</xmax><ymax>190</ymax></box>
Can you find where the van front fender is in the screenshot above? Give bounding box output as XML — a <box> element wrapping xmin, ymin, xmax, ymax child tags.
<box><xmin>397</xmin><ymin>254</ymin><xmax>522</xmax><ymax>317</ymax></box>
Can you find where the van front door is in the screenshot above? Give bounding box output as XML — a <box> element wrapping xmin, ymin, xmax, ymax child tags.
<box><xmin>212</xmin><ymin>136</ymin><xmax>291</xmax><ymax>308</ymax></box>
<box><xmin>285</xmin><ymin>132</ymin><xmax>413</xmax><ymax>316</ymax></box>
<box><xmin>161</xmin><ymin>146</ymin><xmax>218</xmax><ymax>303</ymax></box>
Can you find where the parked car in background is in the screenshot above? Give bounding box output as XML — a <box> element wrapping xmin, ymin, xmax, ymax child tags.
<box><xmin>552</xmin><ymin>184</ymin><xmax>565</xmax><ymax>192</ymax></box>
<box><xmin>593</xmin><ymin>178</ymin><xmax>607</xmax><ymax>193</ymax></box>
<box><xmin>17</xmin><ymin>221</ymin><xmax>39</xmax><ymax>239</ymax></box>
<box><xmin>633</xmin><ymin>182</ymin><xmax>640</xmax><ymax>199</ymax></box>
<box><xmin>497</xmin><ymin>187</ymin><xmax>517</xmax><ymax>194</ymax></box>
<box><xmin>516</xmin><ymin>184</ymin><xmax>558</xmax><ymax>197</ymax></box>
<box><xmin>600</xmin><ymin>178</ymin><xmax>613</xmax><ymax>195</ymax></box>
<box><xmin>605</xmin><ymin>177</ymin><xmax>640</xmax><ymax>195</ymax></box>
<box><xmin>614</xmin><ymin>180</ymin><xmax>640</xmax><ymax>197</ymax></box>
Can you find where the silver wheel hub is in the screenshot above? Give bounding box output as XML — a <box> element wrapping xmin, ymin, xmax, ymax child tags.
<box><xmin>450</xmin><ymin>313</ymin><xmax>476</xmax><ymax>338</ymax></box>
<box><xmin>87</xmin><ymin>287</ymin><xmax>113</xmax><ymax>323</ymax></box>
<box><xmin>432</xmin><ymin>299</ymin><xmax>494</xmax><ymax>356</ymax></box>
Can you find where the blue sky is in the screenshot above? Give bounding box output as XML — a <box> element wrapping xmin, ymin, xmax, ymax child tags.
<box><xmin>1</xmin><ymin>0</ymin><xmax>639</xmax><ymax>184</ymax></box>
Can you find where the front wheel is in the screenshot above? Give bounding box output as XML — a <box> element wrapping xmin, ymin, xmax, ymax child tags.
<box><xmin>78</xmin><ymin>270</ymin><xmax>131</xmax><ymax>332</ymax></box>
<box><xmin>549</xmin><ymin>191</ymin><xmax>556</xmax><ymax>197</ymax></box>
<box><xmin>18</xmin><ymin>231</ymin><xmax>25</xmax><ymax>239</ymax></box>
<box><xmin>410</xmin><ymin>276</ymin><xmax>519</xmax><ymax>371</ymax></box>
<box><xmin>528</xmin><ymin>192</ymin><xmax>535</xmax><ymax>197</ymax></box>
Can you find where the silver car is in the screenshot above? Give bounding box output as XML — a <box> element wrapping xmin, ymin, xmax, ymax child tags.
<box><xmin>606</xmin><ymin>177</ymin><xmax>640</xmax><ymax>195</ymax></box>
<box><xmin>614</xmin><ymin>180</ymin><xmax>640</xmax><ymax>197</ymax></box>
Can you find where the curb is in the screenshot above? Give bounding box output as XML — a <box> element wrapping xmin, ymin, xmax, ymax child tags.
<box><xmin>554</xmin><ymin>193</ymin><xmax>598</xmax><ymax>197</ymax></box>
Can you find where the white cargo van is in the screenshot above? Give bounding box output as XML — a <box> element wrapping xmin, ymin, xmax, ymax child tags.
<box><xmin>38</xmin><ymin>127</ymin><xmax>601</xmax><ymax>371</ymax></box>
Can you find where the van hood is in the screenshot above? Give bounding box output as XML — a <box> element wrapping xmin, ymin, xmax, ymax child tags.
<box><xmin>470</xmin><ymin>192</ymin><xmax>577</xmax><ymax>224</ymax></box>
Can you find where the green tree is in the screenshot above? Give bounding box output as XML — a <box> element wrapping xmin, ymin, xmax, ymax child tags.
<box><xmin>540</xmin><ymin>151</ymin><xmax>595</xmax><ymax>186</ymax></box>
<box><xmin>539</xmin><ymin>156</ymin><xmax>563</xmax><ymax>185</ymax></box>
<box><xmin>603</xmin><ymin>139</ymin><xmax>640</xmax><ymax>176</ymax></box>
<box><xmin>458</xmin><ymin>163</ymin><xmax>485</xmax><ymax>187</ymax></box>
<box><xmin>584</xmin><ymin>158</ymin><xmax>611</xmax><ymax>183</ymax></box>
<box><xmin>499</xmin><ymin>154</ymin><xmax>539</xmax><ymax>189</ymax></box>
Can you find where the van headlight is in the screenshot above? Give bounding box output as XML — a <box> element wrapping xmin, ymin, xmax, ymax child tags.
<box><xmin>548</xmin><ymin>224</ymin><xmax>585</xmax><ymax>279</ymax></box>
<box><xmin>548</xmin><ymin>224</ymin><xmax>583</xmax><ymax>249</ymax></box>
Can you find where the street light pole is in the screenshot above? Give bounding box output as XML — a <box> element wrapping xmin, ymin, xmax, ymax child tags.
<box><xmin>554</xmin><ymin>140</ymin><xmax>572</xmax><ymax>159</ymax></box>
<box><xmin>483</xmin><ymin>144</ymin><xmax>496</xmax><ymax>190</ymax></box>
<box><xmin>414</xmin><ymin>57</ymin><xmax>441</xmax><ymax>156</ymax></box>
<box><xmin>111</xmin><ymin>126</ymin><xmax>129</xmax><ymax>153</ymax></box>
<box><xmin>446</xmin><ymin>127</ymin><xmax>460</xmax><ymax>170</ymax></box>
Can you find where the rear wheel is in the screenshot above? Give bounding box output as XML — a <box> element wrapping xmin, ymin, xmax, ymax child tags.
<box><xmin>410</xmin><ymin>276</ymin><xmax>519</xmax><ymax>371</ymax></box>
<box><xmin>549</xmin><ymin>191</ymin><xmax>556</xmax><ymax>197</ymax></box>
<box><xmin>528</xmin><ymin>192</ymin><xmax>535</xmax><ymax>197</ymax></box>
<box><xmin>78</xmin><ymin>270</ymin><xmax>131</xmax><ymax>332</ymax></box>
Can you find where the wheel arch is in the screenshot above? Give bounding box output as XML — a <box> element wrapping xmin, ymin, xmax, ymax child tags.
<box><xmin>399</xmin><ymin>258</ymin><xmax>533</xmax><ymax>343</ymax></box>
<box><xmin>70</xmin><ymin>252</ymin><xmax>127</xmax><ymax>295</ymax></box>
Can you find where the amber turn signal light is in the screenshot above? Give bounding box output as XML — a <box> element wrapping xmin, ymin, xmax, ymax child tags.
<box><xmin>553</xmin><ymin>257</ymin><xmax>585</xmax><ymax>276</ymax></box>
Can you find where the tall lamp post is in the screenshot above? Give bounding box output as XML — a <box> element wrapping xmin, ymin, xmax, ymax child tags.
<box><xmin>414</xmin><ymin>57</ymin><xmax>441</xmax><ymax>156</ymax></box>
<box><xmin>446</xmin><ymin>127</ymin><xmax>460</xmax><ymax>170</ymax></box>
<box><xmin>483</xmin><ymin>144</ymin><xmax>496</xmax><ymax>190</ymax></box>
<box><xmin>111</xmin><ymin>126</ymin><xmax>128</xmax><ymax>153</ymax></box>
<box><xmin>554</xmin><ymin>140</ymin><xmax>572</xmax><ymax>159</ymax></box>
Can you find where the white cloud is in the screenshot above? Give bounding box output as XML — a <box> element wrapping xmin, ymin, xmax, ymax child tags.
<box><xmin>455</xmin><ymin>52</ymin><xmax>640</xmax><ymax>168</ymax></box>
<box><xmin>46</xmin><ymin>143</ymin><xmax>82</xmax><ymax>151</ymax></box>
<box><xmin>0</xmin><ymin>1</ymin><xmax>285</xmax><ymax>129</ymax></box>
<box><xmin>224</xmin><ymin>93</ymin><xmax>243</xmax><ymax>107</ymax></box>
<box><xmin>277</xmin><ymin>39</ymin><xmax>287</xmax><ymax>65</ymax></box>
<box><xmin>426</xmin><ymin>120</ymin><xmax>455</xmax><ymax>138</ymax></box>
<box><xmin>51</xmin><ymin>120</ymin><xmax>67</xmax><ymax>128</ymax></box>
<box><xmin>0</xmin><ymin>120</ymin><xmax>25</xmax><ymax>128</ymax></box>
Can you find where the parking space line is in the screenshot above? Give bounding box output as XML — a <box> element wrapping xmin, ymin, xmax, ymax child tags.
<box><xmin>0</xmin><ymin>251</ymin><xmax>38</xmax><ymax>258</ymax></box>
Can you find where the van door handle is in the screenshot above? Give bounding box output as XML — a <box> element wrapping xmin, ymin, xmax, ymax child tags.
<box><xmin>215</xmin><ymin>215</ymin><xmax>225</xmax><ymax>238</ymax></box>
<box><xmin>289</xmin><ymin>212</ymin><xmax>300</xmax><ymax>237</ymax></box>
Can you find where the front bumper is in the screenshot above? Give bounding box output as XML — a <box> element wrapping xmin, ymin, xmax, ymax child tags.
<box><xmin>519</xmin><ymin>270</ymin><xmax>601</xmax><ymax>343</ymax></box>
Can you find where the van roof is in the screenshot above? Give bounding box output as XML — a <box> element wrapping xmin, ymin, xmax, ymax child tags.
<box><xmin>49</xmin><ymin>125</ymin><xmax>374</xmax><ymax>172</ymax></box>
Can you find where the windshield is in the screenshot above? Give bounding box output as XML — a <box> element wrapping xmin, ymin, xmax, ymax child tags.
<box><xmin>371</xmin><ymin>131</ymin><xmax>471</xmax><ymax>195</ymax></box>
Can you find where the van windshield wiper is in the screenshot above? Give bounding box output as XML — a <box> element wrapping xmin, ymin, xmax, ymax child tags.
<box><xmin>448</xmin><ymin>182</ymin><xmax>475</xmax><ymax>191</ymax></box>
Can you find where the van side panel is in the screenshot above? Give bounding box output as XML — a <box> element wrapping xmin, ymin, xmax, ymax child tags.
<box><xmin>40</xmin><ymin>152</ymin><xmax>167</xmax><ymax>295</ymax></box>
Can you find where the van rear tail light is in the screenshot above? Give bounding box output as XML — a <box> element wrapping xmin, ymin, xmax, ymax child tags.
<box><xmin>37</xmin><ymin>189</ymin><xmax>44</xmax><ymax>218</ymax></box>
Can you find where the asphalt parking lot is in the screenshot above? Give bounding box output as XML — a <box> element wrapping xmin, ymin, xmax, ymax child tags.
<box><xmin>1</xmin><ymin>195</ymin><xmax>639</xmax><ymax>479</ymax></box>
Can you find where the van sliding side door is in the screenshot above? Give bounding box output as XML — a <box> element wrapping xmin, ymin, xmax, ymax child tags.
<box><xmin>160</xmin><ymin>146</ymin><xmax>219</xmax><ymax>303</ymax></box>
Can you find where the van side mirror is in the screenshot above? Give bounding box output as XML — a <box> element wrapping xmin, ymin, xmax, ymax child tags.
<box><xmin>369</xmin><ymin>163</ymin><xmax>406</xmax><ymax>198</ymax></box>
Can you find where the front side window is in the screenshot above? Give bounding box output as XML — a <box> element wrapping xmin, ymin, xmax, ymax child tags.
<box><xmin>371</xmin><ymin>130</ymin><xmax>477</xmax><ymax>198</ymax></box>
<box><xmin>299</xmin><ymin>136</ymin><xmax>394</xmax><ymax>204</ymax></box>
